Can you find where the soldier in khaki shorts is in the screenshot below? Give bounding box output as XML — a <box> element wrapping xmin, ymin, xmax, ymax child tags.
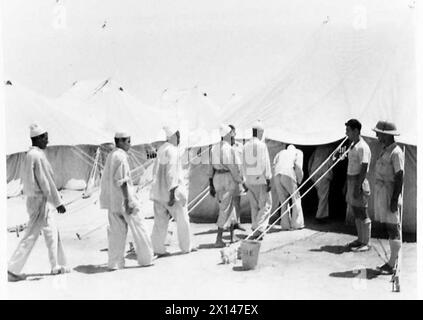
<box><xmin>344</xmin><ymin>119</ymin><xmax>372</xmax><ymax>252</ymax></box>
<box><xmin>372</xmin><ymin>121</ymin><xmax>404</xmax><ymax>275</ymax></box>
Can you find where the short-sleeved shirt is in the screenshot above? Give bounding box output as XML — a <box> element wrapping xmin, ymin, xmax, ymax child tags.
<box><xmin>375</xmin><ymin>143</ymin><xmax>404</xmax><ymax>182</ymax></box>
<box><xmin>100</xmin><ymin>148</ymin><xmax>133</xmax><ymax>212</ymax></box>
<box><xmin>347</xmin><ymin>137</ymin><xmax>371</xmax><ymax>176</ymax></box>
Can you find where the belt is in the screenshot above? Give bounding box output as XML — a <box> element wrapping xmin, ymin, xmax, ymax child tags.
<box><xmin>215</xmin><ymin>169</ymin><xmax>230</xmax><ymax>174</ymax></box>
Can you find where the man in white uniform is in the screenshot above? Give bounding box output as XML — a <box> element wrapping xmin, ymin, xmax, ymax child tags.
<box><xmin>8</xmin><ymin>124</ymin><xmax>69</xmax><ymax>282</ymax></box>
<box><xmin>344</xmin><ymin>119</ymin><xmax>372</xmax><ymax>252</ymax></box>
<box><xmin>243</xmin><ymin>120</ymin><xmax>272</xmax><ymax>240</ymax></box>
<box><xmin>100</xmin><ymin>131</ymin><xmax>154</xmax><ymax>270</ymax></box>
<box><xmin>229</xmin><ymin>124</ymin><xmax>246</xmax><ymax>232</ymax></box>
<box><xmin>208</xmin><ymin>125</ymin><xmax>246</xmax><ymax>246</ymax></box>
<box><xmin>372</xmin><ymin>121</ymin><xmax>404</xmax><ymax>275</ymax></box>
<box><xmin>308</xmin><ymin>144</ymin><xmax>335</xmax><ymax>222</ymax></box>
<box><xmin>273</xmin><ymin>145</ymin><xmax>305</xmax><ymax>230</ymax></box>
<box><xmin>150</xmin><ymin>127</ymin><xmax>194</xmax><ymax>256</ymax></box>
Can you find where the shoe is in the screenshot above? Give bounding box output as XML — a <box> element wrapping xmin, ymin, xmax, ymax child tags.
<box><xmin>351</xmin><ymin>244</ymin><xmax>371</xmax><ymax>252</ymax></box>
<box><xmin>232</xmin><ymin>223</ymin><xmax>246</xmax><ymax>232</ymax></box>
<box><xmin>154</xmin><ymin>252</ymin><xmax>171</xmax><ymax>258</ymax></box>
<box><xmin>107</xmin><ymin>266</ymin><xmax>118</xmax><ymax>272</ymax></box>
<box><xmin>8</xmin><ymin>271</ymin><xmax>26</xmax><ymax>282</ymax></box>
<box><xmin>377</xmin><ymin>263</ymin><xmax>395</xmax><ymax>275</ymax></box>
<box><xmin>51</xmin><ymin>266</ymin><xmax>71</xmax><ymax>275</ymax></box>
<box><xmin>346</xmin><ymin>239</ymin><xmax>361</xmax><ymax>248</ymax></box>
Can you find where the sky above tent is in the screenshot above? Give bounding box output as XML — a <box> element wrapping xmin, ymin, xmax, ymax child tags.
<box><xmin>0</xmin><ymin>0</ymin><xmax>414</xmax><ymax>107</ymax></box>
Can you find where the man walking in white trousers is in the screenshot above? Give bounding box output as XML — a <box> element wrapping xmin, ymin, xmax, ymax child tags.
<box><xmin>100</xmin><ymin>131</ymin><xmax>154</xmax><ymax>270</ymax></box>
<box><xmin>8</xmin><ymin>124</ymin><xmax>69</xmax><ymax>282</ymax></box>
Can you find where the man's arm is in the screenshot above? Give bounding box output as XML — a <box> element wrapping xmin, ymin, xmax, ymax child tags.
<box><xmin>165</xmin><ymin>148</ymin><xmax>180</xmax><ymax>206</ymax></box>
<box><xmin>264</xmin><ymin>145</ymin><xmax>272</xmax><ymax>192</ymax></box>
<box><xmin>354</xmin><ymin>163</ymin><xmax>368</xmax><ymax>198</ymax></box>
<box><xmin>121</xmin><ymin>182</ymin><xmax>133</xmax><ymax>214</ymax></box>
<box><xmin>391</xmin><ymin>170</ymin><xmax>403</xmax><ymax>212</ymax></box>
<box><xmin>34</xmin><ymin>157</ymin><xmax>65</xmax><ymax>213</ymax></box>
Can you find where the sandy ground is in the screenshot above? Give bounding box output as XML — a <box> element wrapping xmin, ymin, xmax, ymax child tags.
<box><xmin>6</xmin><ymin>190</ymin><xmax>418</xmax><ymax>300</ymax></box>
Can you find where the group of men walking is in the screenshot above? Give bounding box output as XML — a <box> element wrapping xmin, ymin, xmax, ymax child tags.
<box><xmin>7</xmin><ymin>117</ymin><xmax>404</xmax><ymax>281</ymax></box>
<box><xmin>8</xmin><ymin>125</ymin><xmax>196</xmax><ymax>281</ymax></box>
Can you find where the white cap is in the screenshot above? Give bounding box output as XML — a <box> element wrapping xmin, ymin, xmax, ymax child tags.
<box><xmin>252</xmin><ymin>120</ymin><xmax>264</xmax><ymax>131</ymax></box>
<box><xmin>287</xmin><ymin>144</ymin><xmax>296</xmax><ymax>152</ymax></box>
<box><xmin>163</xmin><ymin>126</ymin><xmax>178</xmax><ymax>139</ymax></box>
<box><xmin>114</xmin><ymin>131</ymin><xmax>130</xmax><ymax>138</ymax></box>
<box><xmin>219</xmin><ymin>124</ymin><xmax>231</xmax><ymax>137</ymax></box>
<box><xmin>29</xmin><ymin>123</ymin><xmax>47</xmax><ymax>138</ymax></box>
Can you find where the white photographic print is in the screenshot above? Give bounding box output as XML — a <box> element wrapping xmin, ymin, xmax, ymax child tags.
<box><xmin>0</xmin><ymin>0</ymin><xmax>421</xmax><ymax>301</ymax></box>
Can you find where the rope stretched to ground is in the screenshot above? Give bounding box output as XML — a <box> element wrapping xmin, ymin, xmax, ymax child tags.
<box><xmin>248</xmin><ymin>137</ymin><xmax>347</xmax><ymax>241</ymax></box>
<box><xmin>229</xmin><ymin>137</ymin><xmax>349</xmax><ymax>252</ymax></box>
<box><xmin>255</xmin><ymin>143</ymin><xmax>352</xmax><ymax>242</ymax></box>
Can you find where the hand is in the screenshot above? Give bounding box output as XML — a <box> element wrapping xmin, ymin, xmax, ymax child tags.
<box><xmin>390</xmin><ymin>198</ymin><xmax>398</xmax><ymax>213</ymax></box>
<box><xmin>209</xmin><ymin>185</ymin><xmax>216</xmax><ymax>198</ymax></box>
<box><xmin>56</xmin><ymin>205</ymin><xmax>66</xmax><ymax>214</ymax></box>
<box><xmin>266</xmin><ymin>179</ymin><xmax>271</xmax><ymax>193</ymax></box>
<box><xmin>242</xmin><ymin>183</ymin><xmax>249</xmax><ymax>193</ymax></box>
<box><xmin>168</xmin><ymin>189</ymin><xmax>176</xmax><ymax>207</ymax></box>
<box><xmin>342</xmin><ymin>182</ymin><xmax>347</xmax><ymax>196</ymax></box>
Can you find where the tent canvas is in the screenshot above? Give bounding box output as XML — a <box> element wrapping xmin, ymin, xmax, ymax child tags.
<box><xmin>55</xmin><ymin>78</ymin><xmax>166</xmax><ymax>145</ymax></box>
<box><xmin>190</xmin><ymin>10</ymin><xmax>417</xmax><ymax>232</ymax></box>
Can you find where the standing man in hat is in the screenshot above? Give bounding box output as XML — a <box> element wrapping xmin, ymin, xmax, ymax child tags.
<box><xmin>344</xmin><ymin>119</ymin><xmax>372</xmax><ymax>252</ymax></box>
<box><xmin>372</xmin><ymin>121</ymin><xmax>404</xmax><ymax>274</ymax></box>
<box><xmin>273</xmin><ymin>144</ymin><xmax>305</xmax><ymax>230</ymax></box>
<box><xmin>100</xmin><ymin>131</ymin><xmax>154</xmax><ymax>270</ymax></box>
<box><xmin>150</xmin><ymin>126</ymin><xmax>194</xmax><ymax>256</ymax></box>
<box><xmin>8</xmin><ymin>124</ymin><xmax>69</xmax><ymax>282</ymax></box>
<box><xmin>208</xmin><ymin>125</ymin><xmax>246</xmax><ymax>246</ymax></box>
<box><xmin>229</xmin><ymin>124</ymin><xmax>246</xmax><ymax>232</ymax></box>
<box><xmin>243</xmin><ymin>120</ymin><xmax>272</xmax><ymax>240</ymax></box>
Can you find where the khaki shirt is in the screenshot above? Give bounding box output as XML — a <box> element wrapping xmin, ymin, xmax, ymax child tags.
<box><xmin>347</xmin><ymin>137</ymin><xmax>371</xmax><ymax>176</ymax></box>
<box><xmin>375</xmin><ymin>143</ymin><xmax>404</xmax><ymax>183</ymax></box>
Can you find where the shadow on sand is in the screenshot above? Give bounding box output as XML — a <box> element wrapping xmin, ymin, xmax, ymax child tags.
<box><xmin>329</xmin><ymin>268</ymin><xmax>382</xmax><ymax>280</ymax></box>
<box><xmin>309</xmin><ymin>245</ymin><xmax>351</xmax><ymax>255</ymax></box>
<box><xmin>74</xmin><ymin>264</ymin><xmax>112</xmax><ymax>274</ymax></box>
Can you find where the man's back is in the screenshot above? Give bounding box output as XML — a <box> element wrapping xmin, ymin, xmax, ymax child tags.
<box><xmin>21</xmin><ymin>146</ymin><xmax>61</xmax><ymax>207</ymax></box>
<box><xmin>243</xmin><ymin>137</ymin><xmax>271</xmax><ymax>185</ymax></box>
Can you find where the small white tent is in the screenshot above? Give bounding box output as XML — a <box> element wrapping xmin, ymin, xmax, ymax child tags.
<box><xmin>4</xmin><ymin>81</ymin><xmax>109</xmax><ymax>194</ymax></box>
<box><xmin>55</xmin><ymin>78</ymin><xmax>165</xmax><ymax>145</ymax></box>
<box><xmin>159</xmin><ymin>86</ymin><xmax>222</xmax><ymax>148</ymax></box>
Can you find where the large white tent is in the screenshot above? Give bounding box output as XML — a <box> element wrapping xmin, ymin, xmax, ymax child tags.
<box><xmin>217</xmin><ymin>8</ymin><xmax>417</xmax><ymax>232</ymax></box>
